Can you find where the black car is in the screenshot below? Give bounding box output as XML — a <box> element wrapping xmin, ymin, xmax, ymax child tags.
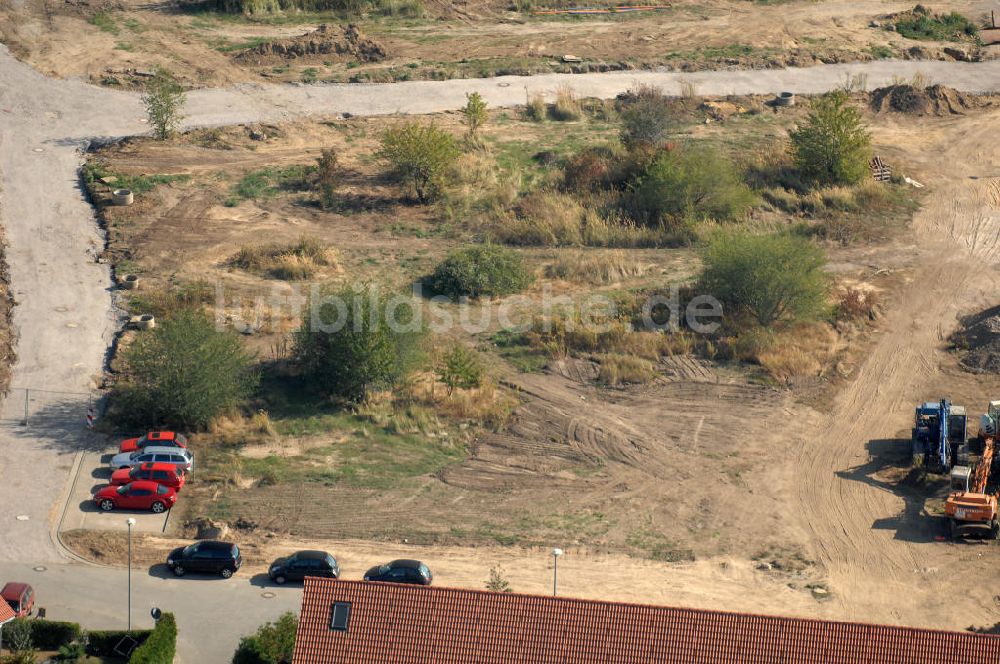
<box><xmin>268</xmin><ymin>550</ymin><xmax>340</xmax><ymax>585</ymax></box>
<box><xmin>166</xmin><ymin>541</ymin><xmax>242</xmax><ymax>579</ymax></box>
<box><xmin>363</xmin><ymin>559</ymin><xmax>432</xmax><ymax>585</ymax></box>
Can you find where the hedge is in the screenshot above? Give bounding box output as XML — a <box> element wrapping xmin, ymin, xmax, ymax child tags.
<box><xmin>27</xmin><ymin>619</ymin><xmax>83</xmax><ymax>650</ymax></box>
<box><xmin>129</xmin><ymin>612</ymin><xmax>177</xmax><ymax>664</ymax></box>
<box><xmin>86</xmin><ymin>629</ymin><xmax>151</xmax><ymax>658</ymax></box>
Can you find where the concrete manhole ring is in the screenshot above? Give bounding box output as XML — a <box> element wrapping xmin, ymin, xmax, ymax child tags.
<box><xmin>261</xmin><ymin>592</ymin><xmax>276</xmax><ymax>599</ymax></box>
<box><xmin>15</xmin><ymin>515</ymin><xmax>29</xmax><ymax>521</ymax></box>
<box><xmin>138</xmin><ymin>118</ymin><xmax>148</xmax><ymax>123</ymax></box>
<box><xmin>32</xmin><ymin>148</ymin><xmax>44</xmax><ymax>153</ymax></box>
<box><xmin>498</xmin><ymin>82</ymin><xmax>510</xmax><ymax>87</ymax></box>
<box><xmin>33</xmin><ymin>566</ymin><xmax>46</xmax><ymax>572</ymax></box>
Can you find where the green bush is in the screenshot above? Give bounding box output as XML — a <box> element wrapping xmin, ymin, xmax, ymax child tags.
<box><xmin>619</xmin><ymin>85</ymin><xmax>672</xmax><ymax>149</ymax></box>
<box><xmin>698</xmin><ymin>231</ymin><xmax>828</xmax><ymax>328</ymax></box>
<box><xmin>377</xmin><ymin>122</ymin><xmax>460</xmax><ymax>203</ymax></box>
<box><xmin>462</xmin><ymin>92</ymin><xmax>488</xmax><ymax>140</ymax></box>
<box><xmin>294</xmin><ymin>285</ymin><xmax>425</xmax><ymax>402</ymax></box>
<box><xmin>231</xmin><ymin>612</ymin><xmax>297</xmax><ymax>664</ymax></box>
<box><xmin>85</xmin><ymin>630</ymin><xmax>151</xmax><ymax>657</ymax></box>
<box><xmin>790</xmin><ymin>91</ymin><xmax>871</xmax><ymax>186</ymax></box>
<box><xmin>141</xmin><ymin>67</ymin><xmax>185</xmax><ymax>140</ymax></box>
<box><xmin>129</xmin><ymin>613</ymin><xmax>177</xmax><ymax>664</ymax></box>
<box><xmin>630</xmin><ymin>144</ymin><xmax>756</xmax><ymax>223</ymax></box>
<box><xmin>26</xmin><ymin>619</ymin><xmax>82</xmax><ymax>650</ymax></box>
<box><xmin>437</xmin><ymin>345</ymin><xmax>485</xmax><ymax>394</ymax></box>
<box><xmin>315</xmin><ymin>149</ymin><xmax>343</xmax><ymax>210</ymax></box>
<box><xmin>112</xmin><ymin>309</ymin><xmax>259</xmax><ymax>430</ymax></box>
<box><xmin>425</xmin><ymin>245</ymin><xmax>533</xmax><ymax>299</ymax></box>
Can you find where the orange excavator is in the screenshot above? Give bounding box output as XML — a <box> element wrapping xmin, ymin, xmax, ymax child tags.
<box><xmin>945</xmin><ymin>402</ymin><xmax>1000</xmax><ymax>539</ymax></box>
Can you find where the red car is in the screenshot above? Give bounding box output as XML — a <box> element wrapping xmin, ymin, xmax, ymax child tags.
<box><xmin>94</xmin><ymin>480</ymin><xmax>177</xmax><ymax>513</ymax></box>
<box><xmin>110</xmin><ymin>462</ymin><xmax>186</xmax><ymax>491</ymax></box>
<box><xmin>1</xmin><ymin>582</ymin><xmax>34</xmax><ymax>617</ymax></box>
<box><xmin>119</xmin><ymin>431</ymin><xmax>188</xmax><ymax>454</ymax></box>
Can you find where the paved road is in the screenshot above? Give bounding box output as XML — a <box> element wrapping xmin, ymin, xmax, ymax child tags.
<box><xmin>4</xmin><ymin>43</ymin><xmax>1000</xmax><ymax>660</ymax></box>
<box><xmin>1</xmin><ymin>561</ymin><xmax>301</xmax><ymax>663</ymax></box>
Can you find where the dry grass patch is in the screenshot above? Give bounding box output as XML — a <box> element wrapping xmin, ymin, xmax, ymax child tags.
<box><xmin>545</xmin><ymin>250</ymin><xmax>647</xmax><ymax>285</ymax></box>
<box><xmin>756</xmin><ymin>323</ymin><xmax>841</xmax><ymax>383</ymax></box>
<box><xmin>209</xmin><ymin>410</ymin><xmax>278</xmax><ymax>446</ymax></box>
<box><xmin>550</xmin><ymin>85</ymin><xmax>582</xmax><ymax>122</ymax></box>
<box><xmin>597</xmin><ymin>353</ymin><xmax>658</xmax><ymax>386</ymax></box>
<box><xmin>230</xmin><ymin>236</ymin><xmax>337</xmax><ymax>280</ymax></box>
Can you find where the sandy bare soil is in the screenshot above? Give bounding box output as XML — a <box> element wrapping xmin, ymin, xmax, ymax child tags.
<box><xmin>1</xmin><ymin>0</ymin><xmax>996</xmax><ymax>88</ymax></box>
<box><xmin>71</xmin><ymin>93</ymin><xmax>1000</xmax><ymax>631</ymax></box>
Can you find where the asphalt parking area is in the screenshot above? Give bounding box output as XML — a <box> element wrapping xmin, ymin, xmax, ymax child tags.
<box><xmin>59</xmin><ymin>450</ymin><xmax>171</xmax><ymax>534</ymax></box>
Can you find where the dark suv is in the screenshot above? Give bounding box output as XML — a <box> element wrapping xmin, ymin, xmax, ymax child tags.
<box><xmin>268</xmin><ymin>550</ymin><xmax>340</xmax><ymax>585</ymax></box>
<box><xmin>363</xmin><ymin>559</ymin><xmax>432</xmax><ymax>585</ymax></box>
<box><xmin>166</xmin><ymin>541</ymin><xmax>242</xmax><ymax>579</ymax></box>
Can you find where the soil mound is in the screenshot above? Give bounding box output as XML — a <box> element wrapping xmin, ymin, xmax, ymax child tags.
<box><xmin>234</xmin><ymin>24</ymin><xmax>386</xmax><ymax>64</ymax></box>
<box><xmin>870</xmin><ymin>84</ymin><xmax>974</xmax><ymax>115</ymax></box>
<box><xmin>953</xmin><ymin>305</ymin><xmax>1000</xmax><ymax>373</ymax></box>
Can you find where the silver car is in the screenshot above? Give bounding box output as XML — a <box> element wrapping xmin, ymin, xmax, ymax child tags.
<box><xmin>109</xmin><ymin>446</ymin><xmax>194</xmax><ymax>473</ymax></box>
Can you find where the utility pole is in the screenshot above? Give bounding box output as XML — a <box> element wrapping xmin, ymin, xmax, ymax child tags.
<box><xmin>127</xmin><ymin>518</ymin><xmax>136</xmax><ymax>631</ymax></box>
<box><xmin>552</xmin><ymin>548</ymin><xmax>563</xmax><ymax>596</ymax></box>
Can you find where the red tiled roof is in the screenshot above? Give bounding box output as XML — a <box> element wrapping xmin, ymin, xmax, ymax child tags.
<box><xmin>293</xmin><ymin>578</ymin><xmax>1000</xmax><ymax>664</ymax></box>
<box><xmin>0</xmin><ymin>600</ymin><xmax>14</xmax><ymax>624</ymax></box>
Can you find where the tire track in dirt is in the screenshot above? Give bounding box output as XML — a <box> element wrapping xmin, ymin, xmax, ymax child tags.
<box><xmin>791</xmin><ymin>111</ymin><xmax>1000</xmax><ymax>625</ymax></box>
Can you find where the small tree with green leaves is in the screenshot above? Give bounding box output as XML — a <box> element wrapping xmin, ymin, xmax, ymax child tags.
<box><xmin>790</xmin><ymin>91</ymin><xmax>871</xmax><ymax>186</ymax></box>
<box><xmin>699</xmin><ymin>231</ymin><xmax>828</xmax><ymax>328</ymax></box>
<box><xmin>631</xmin><ymin>143</ymin><xmax>756</xmax><ymax>224</ymax></box>
<box><xmin>231</xmin><ymin>612</ymin><xmax>297</xmax><ymax>664</ymax></box>
<box><xmin>5</xmin><ymin>619</ymin><xmax>36</xmax><ymax>664</ymax></box>
<box><xmin>315</xmin><ymin>148</ymin><xmax>343</xmax><ymax>209</ymax></box>
<box><xmin>485</xmin><ymin>565</ymin><xmax>513</xmax><ymax>592</ymax></box>
<box><xmin>462</xmin><ymin>92</ymin><xmax>489</xmax><ymax>141</ymax></box>
<box><xmin>112</xmin><ymin>309</ymin><xmax>259</xmax><ymax>430</ymax></box>
<box><xmin>141</xmin><ymin>67</ymin><xmax>186</xmax><ymax>140</ymax></box>
<box><xmin>437</xmin><ymin>345</ymin><xmax>485</xmax><ymax>395</ymax></box>
<box><xmin>294</xmin><ymin>285</ymin><xmax>425</xmax><ymax>402</ymax></box>
<box><xmin>377</xmin><ymin>122</ymin><xmax>460</xmax><ymax>203</ymax></box>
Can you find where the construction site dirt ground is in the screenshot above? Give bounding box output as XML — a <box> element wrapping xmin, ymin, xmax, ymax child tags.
<box><xmin>2</xmin><ymin>0</ymin><xmax>998</xmax><ymax>88</ymax></box>
<box><xmin>56</xmin><ymin>92</ymin><xmax>1000</xmax><ymax>632</ymax></box>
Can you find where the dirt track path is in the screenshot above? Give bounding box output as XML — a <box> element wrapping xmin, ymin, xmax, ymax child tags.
<box><xmin>792</xmin><ymin>112</ymin><xmax>1000</xmax><ymax>627</ymax></box>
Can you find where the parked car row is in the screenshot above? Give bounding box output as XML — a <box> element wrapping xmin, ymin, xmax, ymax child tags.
<box><xmin>94</xmin><ymin>432</ymin><xmax>191</xmax><ymax>513</ymax></box>
<box><xmin>162</xmin><ymin>543</ymin><xmax>432</xmax><ymax>586</ymax></box>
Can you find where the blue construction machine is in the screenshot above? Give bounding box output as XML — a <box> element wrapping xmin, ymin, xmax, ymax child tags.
<box><xmin>911</xmin><ymin>399</ymin><xmax>967</xmax><ymax>473</ymax></box>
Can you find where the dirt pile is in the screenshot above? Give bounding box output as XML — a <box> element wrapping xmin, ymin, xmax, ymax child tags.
<box><xmin>953</xmin><ymin>305</ymin><xmax>1000</xmax><ymax>373</ymax></box>
<box><xmin>870</xmin><ymin>84</ymin><xmax>974</xmax><ymax>115</ymax></box>
<box><xmin>235</xmin><ymin>24</ymin><xmax>386</xmax><ymax>64</ymax></box>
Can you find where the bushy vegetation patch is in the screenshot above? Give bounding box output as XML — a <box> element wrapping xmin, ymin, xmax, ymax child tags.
<box><xmin>425</xmin><ymin>245</ymin><xmax>533</xmax><ymax>298</ymax></box>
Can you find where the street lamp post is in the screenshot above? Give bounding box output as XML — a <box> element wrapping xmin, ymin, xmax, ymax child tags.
<box><xmin>126</xmin><ymin>518</ymin><xmax>136</xmax><ymax>631</ymax></box>
<box><xmin>551</xmin><ymin>548</ymin><xmax>564</xmax><ymax>596</ymax></box>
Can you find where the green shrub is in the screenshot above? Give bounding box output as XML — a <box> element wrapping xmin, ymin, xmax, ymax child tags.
<box><xmin>141</xmin><ymin>67</ymin><xmax>185</xmax><ymax>140</ymax></box>
<box><xmin>129</xmin><ymin>613</ymin><xmax>177</xmax><ymax>664</ymax></box>
<box><xmin>698</xmin><ymin>231</ymin><xmax>828</xmax><ymax>328</ymax></box>
<box><xmin>85</xmin><ymin>630</ymin><xmax>151</xmax><ymax>657</ymax></box>
<box><xmin>26</xmin><ymin>619</ymin><xmax>82</xmax><ymax>650</ymax></box>
<box><xmin>462</xmin><ymin>92</ymin><xmax>488</xmax><ymax>140</ymax></box>
<box><xmin>790</xmin><ymin>91</ymin><xmax>871</xmax><ymax>186</ymax></box>
<box><xmin>231</xmin><ymin>612</ymin><xmax>297</xmax><ymax>664</ymax></box>
<box><xmin>55</xmin><ymin>642</ymin><xmax>86</xmax><ymax>661</ymax></box>
<box><xmin>630</xmin><ymin>144</ymin><xmax>755</xmax><ymax>223</ymax></box>
<box><xmin>425</xmin><ymin>245</ymin><xmax>533</xmax><ymax>298</ymax></box>
<box><xmin>619</xmin><ymin>84</ymin><xmax>672</xmax><ymax>149</ymax></box>
<box><xmin>377</xmin><ymin>122</ymin><xmax>460</xmax><ymax>203</ymax></box>
<box><xmin>315</xmin><ymin>148</ymin><xmax>343</xmax><ymax>209</ymax></box>
<box><xmin>294</xmin><ymin>285</ymin><xmax>425</xmax><ymax>402</ymax></box>
<box><xmin>437</xmin><ymin>345</ymin><xmax>485</xmax><ymax>394</ymax></box>
<box><xmin>112</xmin><ymin>309</ymin><xmax>259</xmax><ymax>430</ymax></box>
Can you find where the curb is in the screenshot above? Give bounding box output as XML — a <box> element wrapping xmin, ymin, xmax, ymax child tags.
<box><xmin>52</xmin><ymin>449</ymin><xmax>108</xmax><ymax>568</ymax></box>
